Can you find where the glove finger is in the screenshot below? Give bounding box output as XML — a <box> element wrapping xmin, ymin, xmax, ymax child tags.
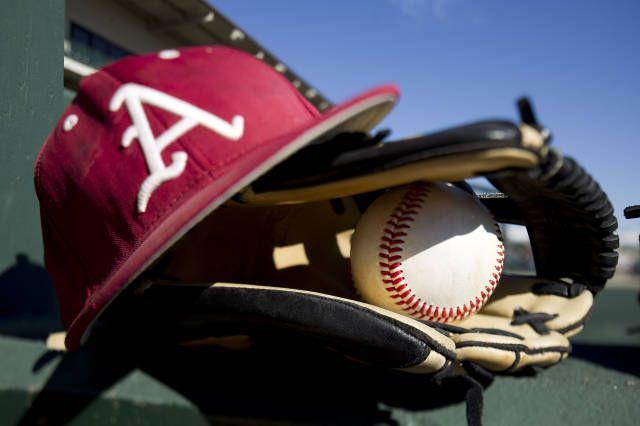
<box><xmin>489</xmin><ymin>152</ymin><xmax>618</xmax><ymax>293</ymax></box>
<box><xmin>444</xmin><ymin>314</ymin><xmax>570</xmax><ymax>372</ymax></box>
<box><xmin>239</xmin><ymin>123</ymin><xmax>546</xmax><ymax>205</ymax></box>
<box><xmin>139</xmin><ymin>282</ymin><xmax>457</xmax><ymax>374</ymax></box>
<box><xmin>483</xmin><ymin>275</ymin><xmax>593</xmax><ymax>337</ymax></box>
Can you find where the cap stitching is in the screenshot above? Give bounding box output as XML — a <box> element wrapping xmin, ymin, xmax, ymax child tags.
<box><xmin>54</xmin><ymin>53</ymin><xmax>386</xmax><ymax>343</ymax></box>
<box><xmin>34</xmin><ymin>122</ymin><xmax>95</xmax><ymax>301</ymax></box>
<box><xmin>40</xmin><ymin>211</ymin><xmax>92</xmax><ymax>322</ymax></box>
<box><xmin>137</xmin><ymin>100</ymin><xmax>211</xmax><ymax>177</ymax></box>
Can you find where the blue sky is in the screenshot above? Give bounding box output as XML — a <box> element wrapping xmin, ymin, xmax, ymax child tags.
<box><xmin>214</xmin><ymin>0</ymin><xmax>639</xmax><ymax>233</ymax></box>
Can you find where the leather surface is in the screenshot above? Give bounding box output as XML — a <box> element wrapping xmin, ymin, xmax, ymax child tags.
<box><xmin>139</xmin><ymin>282</ymin><xmax>455</xmax><ymax>372</ymax></box>
<box><xmin>490</xmin><ymin>152</ymin><xmax>619</xmax><ymax>292</ymax></box>
<box><xmin>252</xmin><ymin>121</ymin><xmax>522</xmax><ymax>192</ymax></box>
<box><xmin>239</xmin><ymin>122</ymin><xmax>543</xmax><ymax>204</ymax></box>
<box><xmin>133</xmin><ymin>190</ymin><xmax>595</xmax><ymax>373</ymax></box>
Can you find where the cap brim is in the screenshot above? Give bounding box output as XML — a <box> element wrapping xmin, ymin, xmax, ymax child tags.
<box><xmin>64</xmin><ymin>84</ymin><xmax>399</xmax><ymax>349</ymax></box>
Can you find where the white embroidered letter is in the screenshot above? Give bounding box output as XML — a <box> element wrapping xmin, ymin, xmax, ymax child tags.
<box><xmin>109</xmin><ymin>83</ymin><xmax>244</xmax><ymax>213</ymax></box>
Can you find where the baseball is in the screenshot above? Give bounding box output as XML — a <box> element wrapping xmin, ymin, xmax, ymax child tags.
<box><xmin>350</xmin><ymin>182</ymin><xmax>504</xmax><ymax>322</ymax></box>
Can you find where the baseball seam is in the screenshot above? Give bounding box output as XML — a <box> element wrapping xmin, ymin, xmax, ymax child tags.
<box><xmin>378</xmin><ymin>183</ymin><xmax>504</xmax><ymax>322</ymax></box>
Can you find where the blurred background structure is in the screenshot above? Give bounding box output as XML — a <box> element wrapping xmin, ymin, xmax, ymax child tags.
<box><xmin>62</xmin><ymin>0</ymin><xmax>330</xmax><ymax>109</ymax></box>
<box><xmin>0</xmin><ymin>0</ymin><xmax>638</xmax><ymax>424</ymax></box>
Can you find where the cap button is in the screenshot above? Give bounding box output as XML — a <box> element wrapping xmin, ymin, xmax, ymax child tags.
<box><xmin>63</xmin><ymin>114</ymin><xmax>79</xmax><ymax>132</ymax></box>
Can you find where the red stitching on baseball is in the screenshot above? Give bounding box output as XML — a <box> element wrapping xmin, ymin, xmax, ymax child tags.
<box><xmin>377</xmin><ymin>183</ymin><xmax>505</xmax><ymax>322</ymax></box>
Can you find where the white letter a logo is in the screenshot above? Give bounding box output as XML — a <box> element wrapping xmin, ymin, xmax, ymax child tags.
<box><xmin>109</xmin><ymin>83</ymin><xmax>244</xmax><ymax>213</ymax></box>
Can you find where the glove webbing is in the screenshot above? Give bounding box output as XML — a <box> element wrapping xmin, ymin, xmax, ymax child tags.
<box><xmin>487</xmin><ymin>150</ymin><xmax>619</xmax><ymax>293</ymax></box>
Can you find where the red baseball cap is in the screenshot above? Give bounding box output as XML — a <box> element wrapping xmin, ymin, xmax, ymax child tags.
<box><xmin>35</xmin><ymin>46</ymin><xmax>398</xmax><ymax>350</ymax></box>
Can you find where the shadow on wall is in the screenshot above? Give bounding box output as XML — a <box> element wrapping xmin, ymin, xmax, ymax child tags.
<box><xmin>0</xmin><ymin>253</ymin><xmax>62</xmax><ymax>340</ymax></box>
<box><xmin>15</xmin><ymin>331</ymin><xmax>640</xmax><ymax>424</ymax></box>
<box><xmin>17</xmin><ymin>339</ymin><xmax>480</xmax><ymax>425</ymax></box>
<box><xmin>571</xmin><ymin>344</ymin><xmax>640</xmax><ymax>378</ymax></box>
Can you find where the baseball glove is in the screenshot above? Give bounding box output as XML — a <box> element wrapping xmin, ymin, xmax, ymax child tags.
<box><xmin>107</xmin><ymin>99</ymin><xmax>617</xmax><ymax>377</ymax></box>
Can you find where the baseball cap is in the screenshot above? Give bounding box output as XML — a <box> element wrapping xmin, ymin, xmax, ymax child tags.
<box><xmin>35</xmin><ymin>46</ymin><xmax>398</xmax><ymax>349</ymax></box>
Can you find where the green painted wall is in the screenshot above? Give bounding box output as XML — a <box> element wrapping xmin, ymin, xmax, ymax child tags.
<box><xmin>0</xmin><ymin>0</ymin><xmax>64</xmax><ymax>268</ymax></box>
<box><xmin>0</xmin><ymin>0</ymin><xmax>64</xmax><ymax>334</ymax></box>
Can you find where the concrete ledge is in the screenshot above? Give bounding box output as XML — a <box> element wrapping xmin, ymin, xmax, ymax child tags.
<box><xmin>1</xmin><ymin>289</ymin><xmax>638</xmax><ymax>425</ymax></box>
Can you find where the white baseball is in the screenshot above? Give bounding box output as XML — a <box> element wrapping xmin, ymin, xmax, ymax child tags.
<box><xmin>350</xmin><ymin>182</ymin><xmax>504</xmax><ymax>322</ymax></box>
